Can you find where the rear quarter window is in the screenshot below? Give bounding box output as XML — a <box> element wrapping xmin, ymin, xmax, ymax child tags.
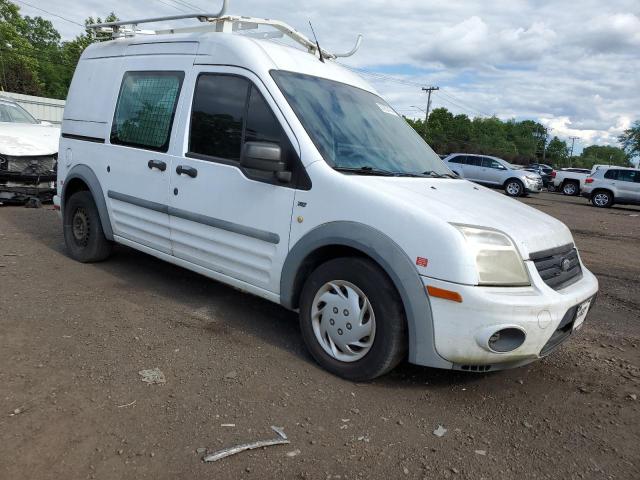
<box><xmin>111</xmin><ymin>71</ymin><xmax>184</xmax><ymax>152</ymax></box>
<box><xmin>604</xmin><ymin>169</ymin><xmax>618</xmax><ymax>180</ymax></box>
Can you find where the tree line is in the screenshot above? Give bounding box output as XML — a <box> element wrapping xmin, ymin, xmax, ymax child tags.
<box><xmin>1</xmin><ymin>0</ymin><xmax>638</xmax><ymax>168</ymax></box>
<box><xmin>406</xmin><ymin>108</ymin><xmax>637</xmax><ymax>169</ymax></box>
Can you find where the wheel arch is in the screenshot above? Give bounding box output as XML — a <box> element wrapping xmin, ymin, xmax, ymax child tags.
<box><xmin>503</xmin><ymin>177</ymin><xmax>524</xmax><ymax>188</ymax></box>
<box><xmin>61</xmin><ymin>165</ymin><xmax>113</xmax><ymax>241</ymax></box>
<box><xmin>281</xmin><ymin>221</ymin><xmax>452</xmax><ymax>368</ymax></box>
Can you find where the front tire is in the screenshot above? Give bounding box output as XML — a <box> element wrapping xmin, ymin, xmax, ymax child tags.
<box><xmin>504</xmin><ymin>179</ymin><xmax>524</xmax><ymax>197</ymax></box>
<box><xmin>299</xmin><ymin>257</ymin><xmax>407</xmax><ymax>381</ymax></box>
<box><xmin>591</xmin><ymin>190</ymin><xmax>613</xmax><ymax>208</ymax></box>
<box><xmin>63</xmin><ymin>191</ymin><xmax>112</xmax><ymax>262</ymax></box>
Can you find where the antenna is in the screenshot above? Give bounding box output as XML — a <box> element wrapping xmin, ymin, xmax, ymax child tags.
<box><xmin>308</xmin><ymin>21</ymin><xmax>325</xmax><ymax>63</ymax></box>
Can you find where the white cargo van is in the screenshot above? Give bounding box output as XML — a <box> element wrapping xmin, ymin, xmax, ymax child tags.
<box><xmin>55</xmin><ymin>3</ymin><xmax>598</xmax><ymax>380</ymax></box>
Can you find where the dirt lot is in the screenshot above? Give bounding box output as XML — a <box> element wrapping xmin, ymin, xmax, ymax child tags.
<box><xmin>1</xmin><ymin>192</ymin><xmax>639</xmax><ymax>480</ymax></box>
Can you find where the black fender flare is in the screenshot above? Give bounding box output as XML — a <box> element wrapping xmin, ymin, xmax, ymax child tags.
<box><xmin>280</xmin><ymin>221</ymin><xmax>451</xmax><ymax>368</ymax></box>
<box><xmin>61</xmin><ymin>164</ymin><xmax>114</xmax><ymax>241</ymax></box>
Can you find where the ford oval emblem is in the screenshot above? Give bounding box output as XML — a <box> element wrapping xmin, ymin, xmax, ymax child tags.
<box><xmin>561</xmin><ymin>258</ymin><xmax>571</xmax><ymax>272</ymax></box>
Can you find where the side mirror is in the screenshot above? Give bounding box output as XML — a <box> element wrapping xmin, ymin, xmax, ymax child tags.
<box><xmin>241</xmin><ymin>141</ymin><xmax>291</xmax><ymax>182</ymax></box>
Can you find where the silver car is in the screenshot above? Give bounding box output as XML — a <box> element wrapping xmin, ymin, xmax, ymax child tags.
<box><xmin>581</xmin><ymin>167</ymin><xmax>640</xmax><ymax>208</ymax></box>
<box><xmin>444</xmin><ymin>153</ymin><xmax>543</xmax><ymax>197</ymax></box>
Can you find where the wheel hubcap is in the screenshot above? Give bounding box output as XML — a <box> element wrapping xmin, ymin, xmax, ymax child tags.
<box><xmin>564</xmin><ymin>184</ymin><xmax>576</xmax><ymax>194</ymax></box>
<box><xmin>507</xmin><ymin>183</ymin><xmax>520</xmax><ymax>195</ymax></box>
<box><xmin>310</xmin><ymin>280</ymin><xmax>376</xmax><ymax>362</ymax></box>
<box><xmin>594</xmin><ymin>193</ymin><xmax>608</xmax><ymax>206</ymax></box>
<box><xmin>72</xmin><ymin>207</ymin><xmax>90</xmax><ymax>246</ymax></box>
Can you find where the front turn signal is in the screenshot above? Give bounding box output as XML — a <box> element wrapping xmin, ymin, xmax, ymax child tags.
<box><xmin>427</xmin><ymin>285</ymin><xmax>463</xmax><ymax>303</ymax></box>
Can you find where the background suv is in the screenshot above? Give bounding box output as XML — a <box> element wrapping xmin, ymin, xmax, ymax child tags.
<box><xmin>525</xmin><ymin>163</ymin><xmax>554</xmax><ymax>189</ymax></box>
<box><xmin>444</xmin><ymin>153</ymin><xmax>543</xmax><ymax>197</ymax></box>
<box><xmin>582</xmin><ymin>167</ymin><xmax>640</xmax><ymax>207</ymax></box>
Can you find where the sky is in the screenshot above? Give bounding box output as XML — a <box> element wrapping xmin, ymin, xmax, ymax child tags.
<box><xmin>17</xmin><ymin>0</ymin><xmax>640</xmax><ymax>153</ymax></box>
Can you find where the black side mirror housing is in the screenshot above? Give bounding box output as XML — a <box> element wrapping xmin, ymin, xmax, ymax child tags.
<box><xmin>241</xmin><ymin>141</ymin><xmax>291</xmax><ymax>182</ymax></box>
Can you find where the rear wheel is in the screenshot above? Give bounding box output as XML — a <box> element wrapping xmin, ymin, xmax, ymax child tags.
<box><xmin>562</xmin><ymin>181</ymin><xmax>579</xmax><ymax>196</ymax></box>
<box><xmin>591</xmin><ymin>190</ymin><xmax>613</xmax><ymax>208</ymax></box>
<box><xmin>63</xmin><ymin>191</ymin><xmax>112</xmax><ymax>262</ymax></box>
<box><xmin>504</xmin><ymin>179</ymin><xmax>524</xmax><ymax>197</ymax></box>
<box><xmin>299</xmin><ymin>257</ymin><xmax>407</xmax><ymax>381</ymax></box>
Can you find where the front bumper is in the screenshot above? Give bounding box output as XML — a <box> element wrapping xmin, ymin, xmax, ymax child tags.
<box><xmin>423</xmin><ymin>260</ymin><xmax>599</xmax><ymax>370</ymax></box>
<box><xmin>524</xmin><ymin>178</ymin><xmax>543</xmax><ymax>193</ymax></box>
<box><xmin>0</xmin><ymin>172</ymin><xmax>56</xmax><ymax>203</ymax></box>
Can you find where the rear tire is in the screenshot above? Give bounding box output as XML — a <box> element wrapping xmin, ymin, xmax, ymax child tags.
<box><xmin>299</xmin><ymin>257</ymin><xmax>407</xmax><ymax>381</ymax></box>
<box><xmin>63</xmin><ymin>191</ymin><xmax>112</xmax><ymax>262</ymax></box>
<box><xmin>591</xmin><ymin>190</ymin><xmax>613</xmax><ymax>208</ymax></box>
<box><xmin>562</xmin><ymin>180</ymin><xmax>579</xmax><ymax>196</ymax></box>
<box><xmin>504</xmin><ymin>179</ymin><xmax>524</xmax><ymax>197</ymax></box>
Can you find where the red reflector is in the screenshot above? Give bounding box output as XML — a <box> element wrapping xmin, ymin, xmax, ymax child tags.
<box><xmin>416</xmin><ymin>257</ymin><xmax>428</xmax><ymax>267</ymax></box>
<box><xmin>585</xmin><ymin>177</ymin><xmax>594</xmax><ymax>183</ymax></box>
<box><xmin>551</xmin><ymin>171</ymin><xmax>556</xmax><ymax>178</ymax></box>
<box><xmin>53</xmin><ymin>204</ymin><xmax>60</xmax><ymax>210</ymax></box>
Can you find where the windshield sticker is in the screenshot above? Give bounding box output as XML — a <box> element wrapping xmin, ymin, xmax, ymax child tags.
<box><xmin>376</xmin><ymin>103</ymin><xmax>398</xmax><ymax>116</ymax></box>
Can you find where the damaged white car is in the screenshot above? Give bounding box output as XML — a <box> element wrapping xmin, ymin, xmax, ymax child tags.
<box><xmin>0</xmin><ymin>97</ymin><xmax>59</xmax><ymax>204</ymax></box>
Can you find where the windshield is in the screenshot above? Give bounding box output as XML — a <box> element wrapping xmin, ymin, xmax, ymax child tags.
<box><xmin>0</xmin><ymin>102</ymin><xmax>38</xmax><ymax>124</ymax></box>
<box><xmin>271</xmin><ymin>71</ymin><xmax>452</xmax><ymax>177</ymax></box>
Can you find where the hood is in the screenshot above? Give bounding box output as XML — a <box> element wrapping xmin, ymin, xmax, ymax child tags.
<box><xmin>0</xmin><ymin>123</ymin><xmax>60</xmax><ymax>156</ymax></box>
<box><xmin>357</xmin><ymin>177</ymin><xmax>573</xmax><ymax>258</ymax></box>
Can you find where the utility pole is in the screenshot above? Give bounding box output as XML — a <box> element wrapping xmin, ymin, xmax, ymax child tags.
<box><xmin>421</xmin><ymin>86</ymin><xmax>439</xmax><ymax>134</ymax></box>
<box><xmin>569</xmin><ymin>136</ymin><xmax>579</xmax><ymax>167</ymax></box>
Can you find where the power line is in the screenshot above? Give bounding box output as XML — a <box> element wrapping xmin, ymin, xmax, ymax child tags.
<box><xmin>170</xmin><ymin>0</ymin><xmax>203</xmax><ymax>11</ymax></box>
<box><xmin>153</xmin><ymin>0</ymin><xmax>189</xmax><ymax>13</ymax></box>
<box><xmin>13</xmin><ymin>0</ymin><xmax>85</xmax><ymax>27</ymax></box>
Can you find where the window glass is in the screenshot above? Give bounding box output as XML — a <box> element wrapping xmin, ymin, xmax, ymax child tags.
<box><xmin>271</xmin><ymin>71</ymin><xmax>450</xmax><ymax>176</ymax></box>
<box><xmin>617</xmin><ymin>170</ymin><xmax>639</xmax><ymax>183</ymax></box>
<box><xmin>449</xmin><ymin>156</ymin><xmax>464</xmax><ymax>164</ymax></box>
<box><xmin>189</xmin><ymin>75</ymin><xmax>250</xmax><ymax>161</ymax></box>
<box><xmin>0</xmin><ymin>102</ymin><xmax>38</xmax><ymax>124</ymax></box>
<box><xmin>604</xmin><ymin>169</ymin><xmax>618</xmax><ymax>180</ymax></box>
<box><xmin>111</xmin><ymin>72</ymin><xmax>183</xmax><ymax>152</ymax></box>
<box><xmin>467</xmin><ymin>156</ymin><xmax>482</xmax><ymax>167</ymax></box>
<box><xmin>483</xmin><ymin>158</ymin><xmax>502</xmax><ymax>169</ymax></box>
<box><xmin>245</xmin><ymin>86</ymin><xmax>284</xmax><ymax>145</ymax></box>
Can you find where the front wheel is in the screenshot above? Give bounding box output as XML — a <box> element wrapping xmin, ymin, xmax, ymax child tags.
<box><xmin>591</xmin><ymin>191</ymin><xmax>613</xmax><ymax>208</ymax></box>
<box><xmin>504</xmin><ymin>179</ymin><xmax>524</xmax><ymax>197</ymax></box>
<box><xmin>299</xmin><ymin>257</ymin><xmax>407</xmax><ymax>381</ymax></box>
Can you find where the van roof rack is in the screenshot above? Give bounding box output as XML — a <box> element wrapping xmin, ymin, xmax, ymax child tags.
<box><xmin>87</xmin><ymin>0</ymin><xmax>362</xmax><ymax>59</ymax></box>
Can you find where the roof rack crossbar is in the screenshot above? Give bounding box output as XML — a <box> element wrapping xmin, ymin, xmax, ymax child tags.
<box><xmin>88</xmin><ymin>0</ymin><xmax>228</xmax><ymax>30</ymax></box>
<box><xmin>86</xmin><ymin>0</ymin><xmax>362</xmax><ymax>59</ymax></box>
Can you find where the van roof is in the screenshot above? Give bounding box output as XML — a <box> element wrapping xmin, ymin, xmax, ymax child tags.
<box><xmin>81</xmin><ymin>32</ymin><xmax>375</xmax><ymax>94</ymax></box>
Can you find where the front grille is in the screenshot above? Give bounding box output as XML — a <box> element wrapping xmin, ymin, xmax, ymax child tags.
<box><xmin>6</xmin><ymin>155</ymin><xmax>57</xmax><ymax>175</ymax></box>
<box><xmin>531</xmin><ymin>244</ymin><xmax>582</xmax><ymax>290</ymax></box>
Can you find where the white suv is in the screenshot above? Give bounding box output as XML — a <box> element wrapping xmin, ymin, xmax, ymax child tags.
<box><xmin>54</xmin><ymin>5</ymin><xmax>598</xmax><ymax>380</ymax></box>
<box><xmin>582</xmin><ymin>167</ymin><xmax>640</xmax><ymax>207</ymax></box>
<box><xmin>444</xmin><ymin>153</ymin><xmax>543</xmax><ymax>197</ymax></box>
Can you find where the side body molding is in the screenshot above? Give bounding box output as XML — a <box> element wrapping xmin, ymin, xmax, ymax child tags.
<box><xmin>61</xmin><ymin>164</ymin><xmax>114</xmax><ymax>241</ymax></box>
<box><xmin>280</xmin><ymin>222</ymin><xmax>452</xmax><ymax>368</ymax></box>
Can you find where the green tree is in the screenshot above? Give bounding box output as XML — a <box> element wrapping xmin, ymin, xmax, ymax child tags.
<box><xmin>577</xmin><ymin>145</ymin><xmax>631</xmax><ymax>168</ymax></box>
<box><xmin>618</xmin><ymin>121</ymin><xmax>640</xmax><ymax>160</ymax></box>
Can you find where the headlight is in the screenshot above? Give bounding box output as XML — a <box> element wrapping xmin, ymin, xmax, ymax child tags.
<box><xmin>454</xmin><ymin>225</ymin><xmax>530</xmax><ymax>286</ymax></box>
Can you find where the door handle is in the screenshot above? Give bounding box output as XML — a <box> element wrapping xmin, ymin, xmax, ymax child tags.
<box><xmin>176</xmin><ymin>165</ymin><xmax>198</xmax><ymax>178</ymax></box>
<box><xmin>148</xmin><ymin>159</ymin><xmax>167</xmax><ymax>171</ymax></box>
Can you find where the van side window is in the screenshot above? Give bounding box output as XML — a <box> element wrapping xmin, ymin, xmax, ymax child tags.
<box><xmin>245</xmin><ymin>85</ymin><xmax>284</xmax><ymax>145</ymax></box>
<box><xmin>111</xmin><ymin>71</ymin><xmax>184</xmax><ymax>152</ymax></box>
<box><xmin>190</xmin><ymin>75</ymin><xmax>250</xmax><ymax>161</ymax></box>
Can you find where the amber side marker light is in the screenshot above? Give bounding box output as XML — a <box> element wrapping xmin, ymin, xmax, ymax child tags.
<box><xmin>427</xmin><ymin>285</ymin><xmax>463</xmax><ymax>303</ymax></box>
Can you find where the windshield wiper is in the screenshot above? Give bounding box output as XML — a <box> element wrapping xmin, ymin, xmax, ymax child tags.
<box><xmin>334</xmin><ymin>166</ymin><xmax>396</xmax><ymax>176</ymax></box>
<box><xmin>422</xmin><ymin>170</ymin><xmax>458</xmax><ymax>179</ymax></box>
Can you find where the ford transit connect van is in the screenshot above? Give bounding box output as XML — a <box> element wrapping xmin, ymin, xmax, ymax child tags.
<box><xmin>55</xmin><ymin>5</ymin><xmax>598</xmax><ymax>380</ymax></box>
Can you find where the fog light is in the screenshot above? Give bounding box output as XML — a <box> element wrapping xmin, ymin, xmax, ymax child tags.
<box><xmin>487</xmin><ymin>328</ymin><xmax>526</xmax><ymax>353</ymax></box>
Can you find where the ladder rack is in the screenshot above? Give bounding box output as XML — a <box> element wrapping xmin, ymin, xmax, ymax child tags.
<box><xmin>87</xmin><ymin>0</ymin><xmax>362</xmax><ymax>59</ymax></box>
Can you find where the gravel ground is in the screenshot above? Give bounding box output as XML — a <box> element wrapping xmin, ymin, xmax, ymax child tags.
<box><xmin>0</xmin><ymin>192</ymin><xmax>638</xmax><ymax>480</ymax></box>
